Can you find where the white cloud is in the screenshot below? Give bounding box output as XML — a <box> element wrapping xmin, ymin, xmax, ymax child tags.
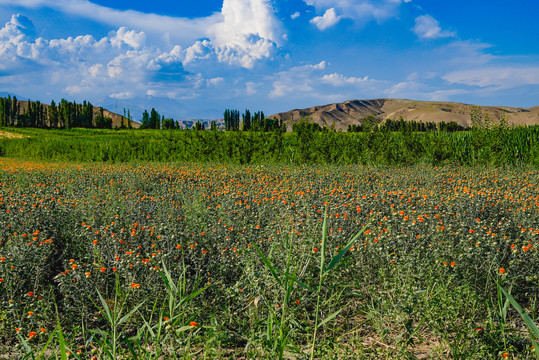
<box><xmin>291</xmin><ymin>11</ymin><xmax>301</xmax><ymax>19</ymax></box>
<box><xmin>183</xmin><ymin>40</ymin><xmax>212</xmax><ymax>64</ymax></box>
<box><xmin>304</xmin><ymin>0</ymin><xmax>408</xmax><ymax>22</ymax></box>
<box><xmin>207</xmin><ymin>77</ymin><xmax>224</xmax><ymax>86</ymax></box>
<box><xmin>207</xmin><ymin>0</ymin><xmax>283</xmax><ymax>68</ymax></box>
<box><xmin>0</xmin><ymin>14</ymin><xmax>35</xmax><ymax>43</ymax></box>
<box><xmin>310</xmin><ymin>8</ymin><xmax>341</xmax><ymax>30</ymax></box>
<box><xmin>0</xmin><ymin>0</ymin><xmax>221</xmax><ymax>45</ymax></box>
<box><xmin>109</xmin><ymin>91</ymin><xmax>134</xmax><ymax>99</ymax></box>
<box><xmin>443</xmin><ymin>67</ymin><xmax>539</xmax><ymax>88</ymax></box>
<box><xmin>321</xmin><ymin>72</ymin><xmax>369</xmax><ymax>85</ymax></box>
<box><xmin>245</xmin><ymin>81</ymin><xmax>259</xmax><ymax>95</ymax></box>
<box><xmin>270</xmin><ymin>61</ymin><xmax>329</xmax><ymax>97</ymax></box>
<box><xmin>412</xmin><ymin>15</ymin><xmax>455</xmax><ymax>40</ymax></box>
<box><xmin>110</xmin><ymin>27</ymin><xmax>146</xmax><ymax>49</ymax></box>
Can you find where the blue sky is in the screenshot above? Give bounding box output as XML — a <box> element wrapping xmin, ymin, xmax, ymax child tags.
<box><xmin>0</xmin><ymin>0</ymin><xmax>538</xmax><ymax>120</ymax></box>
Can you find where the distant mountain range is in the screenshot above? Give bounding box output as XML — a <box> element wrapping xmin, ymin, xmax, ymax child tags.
<box><xmin>269</xmin><ymin>98</ymin><xmax>539</xmax><ymax>130</ymax></box>
<box><xmin>3</xmin><ymin>95</ymin><xmax>539</xmax><ymax>130</ymax></box>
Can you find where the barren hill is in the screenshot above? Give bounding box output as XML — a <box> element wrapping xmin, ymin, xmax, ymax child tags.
<box><xmin>269</xmin><ymin>99</ymin><xmax>539</xmax><ymax>130</ymax></box>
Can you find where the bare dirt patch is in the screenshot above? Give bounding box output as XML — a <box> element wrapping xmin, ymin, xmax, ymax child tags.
<box><xmin>0</xmin><ymin>130</ymin><xmax>26</xmax><ymax>138</ymax></box>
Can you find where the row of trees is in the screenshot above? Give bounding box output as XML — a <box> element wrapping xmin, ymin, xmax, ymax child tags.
<box><xmin>0</xmin><ymin>96</ymin><xmax>120</xmax><ymax>129</ymax></box>
<box><xmin>347</xmin><ymin>116</ymin><xmax>467</xmax><ymax>133</ymax></box>
<box><xmin>224</xmin><ymin>109</ymin><xmax>285</xmax><ymax>132</ymax></box>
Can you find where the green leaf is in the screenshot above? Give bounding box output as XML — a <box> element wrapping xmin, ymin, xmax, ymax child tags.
<box><xmin>35</xmin><ymin>325</ymin><xmax>58</xmax><ymax>360</ymax></box>
<box><xmin>16</xmin><ymin>333</ymin><xmax>33</xmax><ymax>358</ymax></box>
<box><xmin>316</xmin><ymin>308</ymin><xmax>343</xmax><ymax>329</ymax></box>
<box><xmin>275</xmin><ymin>268</ymin><xmax>314</xmax><ymax>292</ymax></box>
<box><xmin>498</xmin><ymin>281</ymin><xmax>539</xmax><ymax>356</ymax></box>
<box><xmin>325</xmin><ymin>219</ymin><xmax>372</xmax><ymax>274</ymax></box>
<box><xmin>118</xmin><ymin>300</ymin><xmax>146</xmax><ymax>326</ymax></box>
<box><xmin>175</xmin><ymin>325</ymin><xmax>194</xmax><ymax>334</ymax></box>
<box><xmin>253</xmin><ymin>244</ymin><xmax>282</xmax><ymax>286</ymax></box>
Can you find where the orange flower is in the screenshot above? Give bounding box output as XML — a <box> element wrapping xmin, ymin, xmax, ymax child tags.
<box><xmin>499</xmin><ymin>268</ymin><xmax>505</xmax><ymax>274</ymax></box>
<box><xmin>28</xmin><ymin>291</ymin><xmax>34</xmax><ymax>297</ymax></box>
<box><xmin>130</xmin><ymin>283</ymin><xmax>140</xmax><ymax>288</ymax></box>
<box><xmin>71</xmin><ymin>264</ymin><xmax>78</xmax><ymax>270</ymax></box>
<box><xmin>450</xmin><ymin>262</ymin><xmax>455</xmax><ymax>267</ymax></box>
<box><xmin>100</xmin><ymin>267</ymin><xmax>106</xmax><ymax>272</ymax></box>
<box><xmin>28</xmin><ymin>331</ymin><xmax>37</xmax><ymax>339</ymax></box>
<box><xmin>189</xmin><ymin>321</ymin><xmax>198</xmax><ymax>327</ymax></box>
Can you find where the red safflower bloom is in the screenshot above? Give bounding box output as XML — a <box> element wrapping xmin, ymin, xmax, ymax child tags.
<box><xmin>189</xmin><ymin>321</ymin><xmax>198</xmax><ymax>327</ymax></box>
<box><xmin>499</xmin><ymin>268</ymin><xmax>505</xmax><ymax>274</ymax></box>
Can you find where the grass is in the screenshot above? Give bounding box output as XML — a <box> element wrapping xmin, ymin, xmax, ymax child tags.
<box><xmin>0</xmin><ymin>158</ymin><xmax>538</xmax><ymax>358</ymax></box>
<box><xmin>1</xmin><ymin>126</ymin><xmax>539</xmax><ymax>166</ymax></box>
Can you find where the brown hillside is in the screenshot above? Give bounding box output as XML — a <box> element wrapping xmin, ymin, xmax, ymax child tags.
<box><xmin>269</xmin><ymin>98</ymin><xmax>539</xmax><ymax>130</ymax></box>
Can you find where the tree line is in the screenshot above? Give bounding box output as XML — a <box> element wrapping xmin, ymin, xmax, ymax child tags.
<box><xmin>0</xmin><ymin>96</ymin><xmax>134</xmax><ymax>129</ymax></box>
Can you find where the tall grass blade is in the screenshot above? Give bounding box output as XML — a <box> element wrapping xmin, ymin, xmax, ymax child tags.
<box><xmin>316</xmin><ymin>307</ymin><xmax>344</xmax><ymax>329</ymax></box>
<box><xmin>325</xmin><ymin>219</ymin><xmax>372</xmax><ymax>274</ymax></box>
<box><xmin>498</xmin><ymin>282</ymin><xmax>539</xmax><ymax>358</ymax></box>
<box><xmin>118</xmin><ymin>300</ymin><xmax>146</xmax><ymax>326</ymax></box>
<box><xmin>275</xmin><ymin>268</ymin><xmax>314</xmax><ymax>292</ymax></box>
<box><xmin>253</xmin><ymin>244</ymin><xmax>282</xmax><ymax>286</ymax></box>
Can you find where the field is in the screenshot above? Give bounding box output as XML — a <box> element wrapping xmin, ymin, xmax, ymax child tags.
<box><xmin>1</xmin><ymin>127</ymin><xmax>539</xmax><ymax>166</ymax></box>
<box><xmin>0</xmin><ymin>158</ymin><xmax>538</xmax><ymax>359</ymax></box>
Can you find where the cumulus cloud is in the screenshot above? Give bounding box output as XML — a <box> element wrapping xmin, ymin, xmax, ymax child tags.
<box><xmin>207</xmin><ymin>0</ymin><xmax>283</xmax><ymax>68</ymax></box>
<box><xmin>110</xmin><ymin>27</ymin><xmax>146</xmax><ymax>49</ymax></box>
<box><xmin>0</xmin><ymin>0</ymin><xmax>221</xmax><ymax>45</ymax></box>
<box><xmin>291</xmin><ymin>12</ymin><xmax>301</xmax><ymax>19</ymax></box>
<box><xmin>183</xmin><ymin>40</ymin><xmax>213</xmax><ymax>64</ymax></box>
<box><xmin>0</xmin><ymin>14</ymin><xmax>195</xmax><ymax>101</ymax></box>
<box><xmin>412</xmin><ymin>15</ymin><xmax>455</xmax><ymax>40</ymax></box>
<box><xmin>310</xmin><ymin>8</ymin><xmax>341</xmax><ymax>30</ymax></box>
<box><xmin>0</xmin><ymin>14</ymin><xmax>35</xmax><ymax>43</ymax></box>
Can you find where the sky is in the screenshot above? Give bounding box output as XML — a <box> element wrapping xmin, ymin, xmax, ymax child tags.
<box><xmin>0</xmin><ymin>0</ymin><xmax>538</xmax><ymax>120</ymax></box>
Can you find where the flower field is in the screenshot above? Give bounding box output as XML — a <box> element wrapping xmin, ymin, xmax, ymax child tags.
<box><xmin>0</xmin><ymin>158</ymin><xmax>538</xmax><ymax>359</ymax></box>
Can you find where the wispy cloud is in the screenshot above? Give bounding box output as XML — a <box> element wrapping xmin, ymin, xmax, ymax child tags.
<box><xmin>304</xmin><ymin>0</ymin><xmax>409</xmax><ymax>22</ymax></box>
<box><xmin>412</xmin><ymin>15</ymin><xmax>456</xmax><ymax>40</ymax></box>
<box><xmin>443</xmin><ymin>67</ymin><xmax>539</xmax><ymax>88</ymax></box>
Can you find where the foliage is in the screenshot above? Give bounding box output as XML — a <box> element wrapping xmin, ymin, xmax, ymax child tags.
<box><xmin>0</xmin><ymin>160</ymin><xmax>538</xmax><ymax>358</ymax></box>
<box><xmin>2</xmin><ymin>126</ymin><xmax>539</xmax><ymax>166</ymax></box>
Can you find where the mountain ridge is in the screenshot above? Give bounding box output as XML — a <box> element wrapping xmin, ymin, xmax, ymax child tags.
<box><xmin>268</xmin><ymin>98</ymin><xmax>539</xmax><ymax>130</ymax></box>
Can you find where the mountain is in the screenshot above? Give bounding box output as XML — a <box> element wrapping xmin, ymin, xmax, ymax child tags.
<box><xmin>268</xmin><ymin>98</ymin><xmax>539</xmax><ymax>130</ymax></box>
